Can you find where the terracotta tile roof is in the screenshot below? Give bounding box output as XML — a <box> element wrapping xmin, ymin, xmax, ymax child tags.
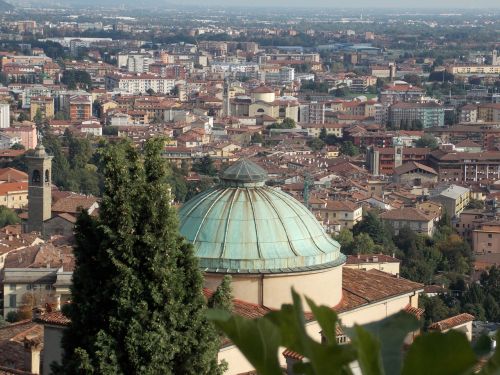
<box><xmin>0</xmin><ymin>182</ymin><xmax>27</xmax><ymax>196</ymax></box>
<box><xmin>335</xmin><ymin>268</ymin><xmax>424</xmax><ymax>313</ymax></box>
<box><xmin>34</xmin><ymin>311</ymin><xmax>70</xmax><ymax>326</ymax></box>
<box><xmin>379</xmin><ymin>207</ymin><xmax>434</xmax><ymax>222</ymax></box>
<box><xmin>0</xmin><ymin>320</ymin><xmax>43</xmax><ymax>373</ymax></box>
<box><xmin>404</xmin><ymin>304</ymin><xmax>425</xmax><ymax>319</ymax></box>
<box><xmin>51</xmin><ymin>194</ymin><xmax>98</xmax><ymax>214</ymax></box>
<box><xmin>0</xmin><ymin>168</ymin><xmax>28</xmax><ymax>183</ymax></box>
<box><xmin>429</xmin><ymin>313</ymin><xmax>475</xmax><ymax>332</ymax></box>
<box><xmin>282</xmin><ymin>349</ymin><xmax>304</xmax><ymax>360</ymax></box>
<box><xmin>393</xmin><ymin>161</ymin><xmax>437</xmax><ymax>176</ymax></box>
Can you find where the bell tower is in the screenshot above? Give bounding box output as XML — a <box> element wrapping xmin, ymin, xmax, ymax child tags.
<box><xmin>25</xmin><ymin>144</ymin><xmax>52</xmax><ymax>234</ymax></box>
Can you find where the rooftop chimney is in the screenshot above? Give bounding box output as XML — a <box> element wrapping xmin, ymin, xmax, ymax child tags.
<box><xmin>23</xmin><ymin>335</ymin><xmax>42</xmax><ymax>375</ymax></box>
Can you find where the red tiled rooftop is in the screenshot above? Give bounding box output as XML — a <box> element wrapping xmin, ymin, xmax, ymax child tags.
<box><xmin>429</xmin><ymin>313</ymin><xmax>475</xmax><ymax>332</ymax></box>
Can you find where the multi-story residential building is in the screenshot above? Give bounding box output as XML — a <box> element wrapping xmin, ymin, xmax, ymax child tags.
<box><xmin>428</xmin><ymin>149</ymin><xmax>500</xmax><ymax>183</ymax></box>
<box><xmin>0</xmin><ymin>182</ymin><xmax>28</xmax><ymax>208</ymax></box>
<box><xmin>299</xmin><ymin>101</ymin><xmax>325</xmax><ymax>124</ymax></box>
<box><xmin>388</xmin><ymin>102</ymin><xmax>444</xmax><ymax>129</ymax></box>
<box><xmin>350</xmin><ymin>76</ymin><xmax>377</xmax><ymax>93</ymax></box>
<box><xmin>105</xmin><ymin>73</ymin><xmax>176</xmax><ymax>95</ymax></box>
<box><xmin>430</xmin><ymin>185</ymin><xmax>470</xmax><ymax>217</ymax></box>
<box><xmin>473</xmin><ymin>221</ymin><xmax>500</xmax><ymax>254</ymax></box>
<box><xmin>446</xmin><ymin>65</ymin><xmax>500</xmax><ymax>75</ymax></box>
<box><xmin>117</xmin><ymin>52</ymin><xmax>154</xmax><ymax>73</ymax></box>
<box><xmin>477</xmin><ymin>103</ymin><xmax>500</xmax><ymax>122</ymax></box>
<box><xmin>459</xmin><ymin>104</ymin><xmax>478</xmax><ymax>123</ymax></box>
<box><xmin>428</xmin><ymin>125</ymin><xmax>500</xmax><ymax>152</ymax></box>
<box><xmin>1</xmin><ymin>123</ymin><xmax>37</xmax><ymax>149</ymax></box>
<box><xmin>379</xmin><ymin>207</ymin><xmax>437</xmax><ymax>236</ymax></box>
<box><xmin>301</xmin><ymin>123</ymin><xmax>344</xmax><ymax>138</ymax></box>
<box><xmin>310</xmin><ymin>199</ymin><xmax>363</xmax><ymax>229</ymax></box>
<box><xmin>455</xmin><ymin>209</ymin><xmax>496</xmax><ymax>243</ymax></box>
<box><xmin>30</xmin><ymin>96</ymin><xmax>54</xmax><ymax>121</ymax></box>
<box><xmin>69</xmin><ymin>95</ymin><xmax>92</xmax><ymax>121</ymax></box>
<box><xmin>0</xmin><ymin>103</ymin><xmax>9</xmax><ymax>129</ymax></box>
<box><xmin>366</xmin><ymin>146</ymin><xmax>430</xmax><ymax>176</ymax></box>
<box><xmin>379</xmin><ymin>84</ymin><xmax>424</xmax><ymax>105</ymax></box>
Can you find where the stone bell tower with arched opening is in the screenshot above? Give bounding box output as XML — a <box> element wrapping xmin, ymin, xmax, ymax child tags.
<box><xmin>25</xmin><ymin>144</ymin><xmax>53</xmax><ymax>235</ymax></box>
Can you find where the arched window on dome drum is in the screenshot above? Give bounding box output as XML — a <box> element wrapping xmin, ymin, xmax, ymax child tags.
<box><xmin>32</xmin><ymin>170</ymin><xmax>41</xmax><ymax>183</ymax></box>
<box><xmin>45</xmin><ymin>170</ymin><xmax>50</xmax><ymax>183</ymax></box>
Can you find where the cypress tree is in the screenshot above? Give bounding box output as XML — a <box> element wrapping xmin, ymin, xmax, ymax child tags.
<box><xmin>56</xmin><ymin>138</ymin><xmax>222</xmax><ymax>375</ymax></box>
<box><xmin>208</xmin><ymin>275</ymin><xmax>233</xmax><ymax>312</ymax></box>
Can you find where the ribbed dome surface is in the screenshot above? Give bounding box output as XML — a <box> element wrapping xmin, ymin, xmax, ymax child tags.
<box><xmin>178</xmin><ymin>160</ymin><xmax>344</xmax><ymax>273</ymax></box>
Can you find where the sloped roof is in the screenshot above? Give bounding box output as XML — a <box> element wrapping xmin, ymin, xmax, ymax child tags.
<box><xmin>0</xmin><ymin>168</ymin><xmax>28</xmax><ymax>183</ymax></box>
<box><xmin>379</xmin><ymin>207</ymin><xmax>434</xmax><ymax>222</ymax></box>
<box><xmin>429</xmin><ymin>313</ymin><xmax>475</xmax><ymax>332</ymax></box>
<box><xmin>393</xmin><ymin>161</ymin><xmax>437</xmax><ymax>176</ymax></box>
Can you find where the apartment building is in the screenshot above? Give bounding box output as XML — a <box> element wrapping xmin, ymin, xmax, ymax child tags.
<box><xmin>379</xmin><ymin>207</ymin><xmax>437</xmax><ymax>236</ymax></box>
<box><xmin>473</xmin><ymin>221</ymin><xmax>500</xmax><ymax>254</ymax></box>
<box><xmin>428</xmin><ymin>149</ymin><xmax>500</xmax><ymax>184</ymax></box>
<box><xmin>389</xmin><ymin>102</ymin><xmax>444</xmax><ymax>129</ymax></box>
<box><xmin>30</xmin><ymin>96</ymin><xmax>54</xmax><ymax>121</ymax></box>
<box><xmin>0</xmin><ymin>103</ymin><xmax>9</xmax><ymax>129</ymax></box>
<box><xmin>477</xmin><ymin>103</ymin><xmax>500</xmax><ymax>122</ymax></box>
<box><xmin>69</xmin><ymin>95</ymin><xmax>92</xmax><ymax>121</ymax></box>
<box><xmin>310</xmin><ymin>199</ymin><xmax>363</xmax><ymax>229</ymax></box>
<box><xmin>366</xmin><ymin>146</ymin><xmax>430</xmax><ymax>175</ymax></box>
<box><xmin>430</xmin><ymin>185</ymin><xmax>470</xmax><ymax>217</ymax></box>
<box><xmin>299</xmin><ymin>101</ymin><xmax>326</xmax><ymax>124</ymax></box>
<box><xmin>105</xmin><ymin>73</ymin><xmax>175</xmax><ymax>94</ymax></box>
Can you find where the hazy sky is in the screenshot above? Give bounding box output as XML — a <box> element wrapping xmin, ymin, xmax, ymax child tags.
<box><xmin>176</xmin><ymin>0</ymin><xmax>500</xmax><ymax>8</ymax></box>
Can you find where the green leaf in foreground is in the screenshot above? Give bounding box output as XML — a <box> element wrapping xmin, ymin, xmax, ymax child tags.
<box><xmin>402</xmin><ymin>330</ymin><xmax>477</xmax><ymax>375</ymax></box>
<box><xmin>351</xmin><ymin>326</ymin><xmax>384</xmax><ymax>375</ymax></box>
<box><xmin>206</xmin><ymin>309</ymin><xmax>283</xmax><ymax>375</ymax></box>
<box><xmin>346</xmin><ymin>311</ymin><xmax>419</xmax><ymax>375</ymax></box>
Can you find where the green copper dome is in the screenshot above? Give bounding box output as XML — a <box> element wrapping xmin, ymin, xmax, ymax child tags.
<box><xmin>178</xmin><ymin>159</ymin><xmax>345</xmax><ymax>273</ymax></box>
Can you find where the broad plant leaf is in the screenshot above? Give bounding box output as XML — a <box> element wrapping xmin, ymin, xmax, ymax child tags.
<box><xmin>402</xmin><ymin>331</ymin><xmax>477</xmax><ymax>375</ymax></box>
<box><xmin>474</xmin><ymin>335</ymin><xmax>494</xmax><ymax>357</ymax></box>
<box><xmin>266</xmin><ymin>290</ymin><xmax>356</xmax><ymax>375</ymax></box>
<box><xmin>206</xmin><ymin>309</ymin><xmax>283</xmax><ymax>375</ymax></box>
<box><xmin>306</xmin><ymin>296</ymin><xmax>338</xmax><ymax>344</ymax></box>
<box><xmin>351</xmin><ymin>325</ymin><xmax>384</xmax><ymax>375</ymax></box>
<box><xmin>347</xmin><ymin>311</ymin><xmax>419</xmax><ymax>374</ymax></box>
<box><xmin>478</xmin><ymin>332</ymin><xmax>500</xmax><ymax>375</ymax></box>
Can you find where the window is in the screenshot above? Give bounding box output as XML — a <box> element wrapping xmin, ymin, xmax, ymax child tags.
<box><xmin>45</xmin><ymin>285</ymin><xmax>52</xmax><ymax>291</ymax></box>
<box><xmin>488</xmin><ymin>234</ymin><xmax>492</xmax><ymax>238</ymax></box>
<box><xmin>32</xmin><ymin>169</ymin><xmax>41</xmax><ymax>183</ymax></box>
<box><xmin>9</xmin><ymin>294</ymin><xmax>16</xmax><ymax>308</ymax></box>
<box><xmin>27</xmin><ymin>284</ymin><xmax>32</xmax><ymax>290</ymax></box>
<box><xmin>9</xmin><ymin>284</ymin><xmax>15</xmax><ymax>291</ymax></box>
<box><xmin>45</xmin><ymin>169</ymin><xmax>50</xmax><ymax>183</ymax></box>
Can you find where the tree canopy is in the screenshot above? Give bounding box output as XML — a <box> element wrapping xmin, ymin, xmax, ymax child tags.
<box><xmin>56</xmin><ymin>138</ymin><xmax>222</xmax><ymax>375</ymax></box>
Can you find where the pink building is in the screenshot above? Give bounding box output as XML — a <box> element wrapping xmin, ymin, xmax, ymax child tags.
<box><xmin>1</xmin><ymin>123</ymin><xmax>38</xmax><ymax>149</ymax></box>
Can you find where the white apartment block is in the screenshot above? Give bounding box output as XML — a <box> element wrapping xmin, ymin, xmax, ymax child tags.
<box><xmin>105</xmin><ymin>73</ymin><xmax>175</xmax><ymax>95</ymax></box>
<box><xmin>0</xmin><ymin>103</ymin><xmax>9</xmax><ymax>128</ymax></box>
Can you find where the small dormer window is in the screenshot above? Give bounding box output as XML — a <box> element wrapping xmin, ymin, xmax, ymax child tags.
<box><xmin>32</xmin><ymin>170</ymin><xmax>41</xmax><ymax>183</ymax></box>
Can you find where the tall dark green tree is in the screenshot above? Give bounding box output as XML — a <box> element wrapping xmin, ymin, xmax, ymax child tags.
<box><xmin>192</xmin><ymin>155</ymin><xmax>217</xmax><ymax>176</ymax></box>
<box><xmin>57</xmin><ymin>139</ymin><xmax>222</xmax><ymax>374</ymax></box>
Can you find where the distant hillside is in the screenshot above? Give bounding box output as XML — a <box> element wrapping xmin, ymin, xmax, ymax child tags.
<box><xmin>0</xmin><ymin>0</ymin><xmax>14</xmax><ymax>11</ymax></box>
